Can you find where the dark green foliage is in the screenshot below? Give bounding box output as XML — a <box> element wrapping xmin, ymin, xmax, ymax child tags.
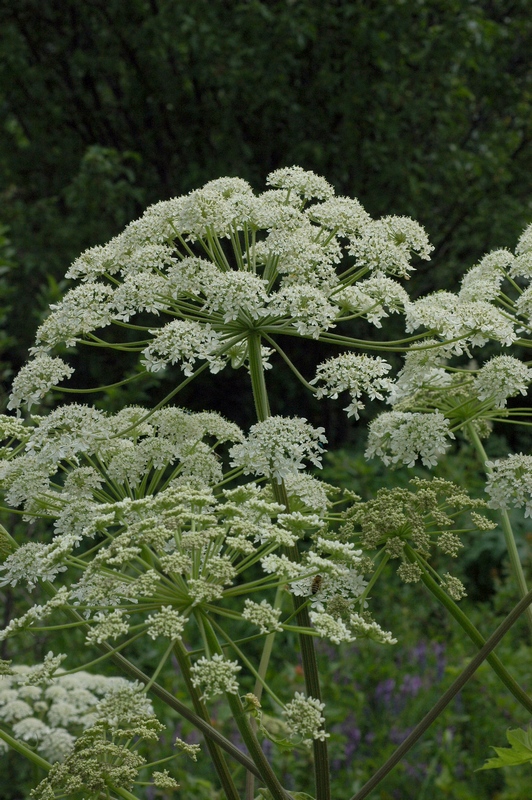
<box><xmin>1</xmin><ymin>0</ymin><xmax>532</xmax><ymax>382</ymax></box>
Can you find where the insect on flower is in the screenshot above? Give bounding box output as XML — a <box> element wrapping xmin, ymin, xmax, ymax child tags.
<box><xmin>311</xmin><ymin>575</ymin><xmax>323</xmax><ymax>595</ymax></box>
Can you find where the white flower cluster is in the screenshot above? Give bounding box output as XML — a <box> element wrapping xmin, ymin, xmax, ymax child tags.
<box><xmin>0</xmin><ymin>403</ymin><xmax>337</xmax><ymax>658</ymax></box>
<box><xmin>365</xmin><ymin>411</ymin><xmax>454</xmax><ymax>467</ymax></box>
<box><xmin>142</xmin><ymin>321</ymin><xmax>225</xmax><ymax>375</ymax></box>
<box><xmin>8</xmin><ymin>355</ymin><xmax>74</xmax><ymax>413</ymax></box>
<box><xmin>289</xmin><ymin>537</ymin><xmax>369</xmax><ymax>639</ymax></box>
<box><xmin>0</xmin><ymin>661</ymin><xmax>140</xmax><ymax>763</ymax></box>
<box><xmin>309</xmin><ymin>611</ymin><xmax>355</xmax><ymax>644</ymax></box>
<box><xmin>459</xmin><ymin>249</ymin><xmax>512</xmax><ymax>303</ymax></box>
<box><xmin>388</xmin><ymin>340</ymin><xmax>453</xmax><ymax>405</ymax></box>
<box><xmin>511</xmin><ymin>221</ymin><xmax>532</xmax><ymax>278</ymax></box>
<box><xmin>283</xmin><ymin>692</ymin><xmax>329</xmax><ymax>746</ymax></box>
<box><xmin>336</xmin><ymin>275</ymin><xmax>409</xmax><ymax>327</ymax></box>
<box><xmin>485</xmin><ymin>454</ymin><xmax>532</xmax><ymax>517</ymax></box>
<box><xmin>405</xmin><ymin>293</ymin><xmax>516</xmax><ymax>349</ymax></box>
<box><xmin>348</xmin><ymin>613</ymin><xmax>397</xmax><ymax>645</ymax></box>
<box><xmin>230</xmin><ymin>416</ymin><xmax>327</xmax><ymax>483</ymax></box>
<box><xmin>242</xmin><ymin>599</ymin><xmax>283</xmax><ymax>634</ymax></box>
<box><xmin>311</xmin><ymin>353</ymin><xmax>393</xmax><ymax>418</ymax></box>
<box><xmin>266</xmin><ymin>166</ymin><xmax>335</xmax><ymax>201</ymax></box>
<box><xmin>347</xmin><ymin>216</ymin><xmax>433</xmax><ymax>278</ymax></box>
<box><xmin>11</xmin><ymin>167</ymin><xmax>434</xmax><ymax>412</ymax></box>
<box><xmin>474</xmin><ymin>356</ymin><xmax>532</xmax><ymax>408</ymax></box>
<box><xmin>190</xmin><ymin>654</ymin><xmax>241</xmax><ymax>700</ymax></box>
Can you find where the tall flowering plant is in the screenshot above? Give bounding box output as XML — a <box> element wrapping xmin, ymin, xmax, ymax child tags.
<box><xmin>0</xmin><ymin>168</ymin><xmax>531</xmax><ymax>799</ymax></box>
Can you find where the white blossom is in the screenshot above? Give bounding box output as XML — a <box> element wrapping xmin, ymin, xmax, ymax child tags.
<box><xmin>266</xmin><ymin>166</ymin><xmax>335</xmax><ymax>201</ymax></box>
<box><xmin>190</xmin><ymin>654</ymin><xmax>241</xmax><ymax>700</ymax></box>
<box><xmin>365</xmin><ymin>411</ymin><xmax>454</xmax><ymax>468</ymax></box>
<box><xmin>309</xmin><ymin>611</ymin><xmax>355</xmax><ymax>644</ymax></box>
<box><xmin>349</xmin><ymin>613</ymin><xmax>397</xmax><ymax>644</ymax></box>
<box><xmin>348</xmin><ymin>216</ymin><xmax>432</xmax><ymax>277</ymax></box>
<box><xmin>242</xmin><ymin>599</ymin><xmax>283</xmax><ymax>634</ymax></box>
<box><xmin>283</xmin><ymin>692</ymin><xmax>329</xmax><ymax>746</ymax></box>
<box><xmin>268</xmin><ymin>285</ymin><xmax>338</xmax><ymax>338</ymax></box>
<box><xmin>306</xmin><ymin>196</ymin><xmax>371</xmax><ymax>236</ymax></box>
<box><xmin>230</xmin><ymin>416</ymin><xmax>327</xmax><ymax>483</ymax></box>
<box><xmin>312</xmin><ymin>353</ymin><xmax>393</xmax><ymax>418</ymax></box>
<box><xmin>335</xmin><ymin>275</ymin><xmax>409</xmax><ymax>327</ymax></box>
<box><xmin>200</xmin><ymin>271</ymin><xmax>270</xmax><ymax>322</ymax></box>
<box><xmin>8</xmin><ymin>355</ymin><xmax>74</xmax><ymax>412</ymax></box>
<box><xmin>406</xmin><ymin>294</ymin><xmax>516</xmax><ymax>348</ymax></box>
<box><xmin>141</xmin><ymin>320</ymin><xmax>225</xmax><ymax>375</ymax></box>
<box><xmin>145</xmin><ymin>607</ymin><xmax>188</xmax><ymax>640</ymax></box>
<box><xmin>389</xmin><ymin>340</ymin><xmax>452</xmax><ymax>404</ymax></box>
<box><xmin>459</xmin><ymin>250</ymin><xmax>513</xmax><ymax>302</ymax></box>
<box><xmin>85</xmin><ymin>610</ymin><xmax>130</xmax><ymax>645</ymax></box>
<box><xmin>34</xmin><ymin>283</ymin><xmax>115</xmax><ymax>348</ymax></box>
<box><xmin>485</xmin><ymin>454</ymin><xmax>532</xmax><ymax>517</ymax></box>
<box><xmin>474</xmin><ymin>356</ymin><xmax>532</xmax><ymax>408</ymax></box>
<box><xmin>283</xmin><ymin>474</ymin><xmax>331</xmax><ymax>515</ymax></box>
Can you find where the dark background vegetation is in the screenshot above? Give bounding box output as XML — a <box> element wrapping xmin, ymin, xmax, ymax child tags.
<box><xmin>1</xmin><ymin>0</ymin><xmax>531</xmax><ymax>417</ymax></box>
<box><xmin>1</xmin><ymin>3</ymin><xmax>532</xmax><ymax>797</ymax></box>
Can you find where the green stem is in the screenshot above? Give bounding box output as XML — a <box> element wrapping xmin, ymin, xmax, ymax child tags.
<box><xmin>350</xmin><ymin>587</ymin><xmax>532</xmax><ymax>800</ymax></box>
<box><xmin>173</xmin><ymin>639</ymin><xmax>241</xmax><ymax>800</ymax></box>
<box><xmin>246</xmin><ymin>333</ymin><xmax>331</xmax><ymax>800</ymax></box>
<box><xmin>247</xmin><ymin>330</ymin><xmax>271</xmax><ymax>420</ymax></box>
<box><xmin>142</xmin><ymin>640</ymin><xmax>174</xmax><ymax>693</ymax></box>
<box><xmin>201</xmin><ymin>615</ymin><xmax>293</xmax><ymax>800</ymax></box>
<box><xmin>0</xmin><ymin>726</ymin><xmax>51</xmax><ymax>772</ymax></box>
<box><xmin>404</xmin><ymin>545</ymin><xmax>532</xmax><ymax>713</ymax></box>
<box><xmin>466</xmin><ymin>423</ymin><xmax>532</xmax><ymax>634</ymax></box>
<box><xmin>246</xmin><ymin>586</ymin><xmax>285</xmax><ymax>800</ymax></box>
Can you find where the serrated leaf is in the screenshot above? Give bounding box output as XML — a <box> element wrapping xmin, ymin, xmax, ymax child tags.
<box><xmin>478</xmin><ymin>727</ymin><xmax>532</xmax><ymax>770</ymax></box>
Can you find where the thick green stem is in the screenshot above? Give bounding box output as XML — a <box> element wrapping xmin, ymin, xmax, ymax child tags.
<box><xmin>246</xmin><ymin>586</ymin><xmax>284</xmax><ymax>800</ymax></box>
<box><xmin>200</xmin><ymin>614</ymin><xmax>293</xmax><ymax>800</ymax></box>
<box><xmin>247</xmin><ymin>333</ymin><xmax>331</xmax><ymax>800</ymax></box>
<box><xmin>467</xmin><ymin>423</ymin><xmax>532</xmax><ymax>634</ymax></box>
<box><xmin>350</xmin><ymin>587</ymin><xmax>532</xmax><ymax>800</ymax></box>
<box><xmin>404</xmin><ymin>545</ymin><xmax>532</xmax><ymax>713</ymax></box>
<box><xmin>247</xmin><ymin>330</ymin><xmax>271</xmax><ymax>421</ymax></box>
<box><xmin>173</xmin><ymin>639</ymin><xmax>241</xmax><ymax>800</ymax></box>
<box><xmin>0</xmin><ymin>726</ymin><xmax>51</xmax><ymax>772</ymax></box>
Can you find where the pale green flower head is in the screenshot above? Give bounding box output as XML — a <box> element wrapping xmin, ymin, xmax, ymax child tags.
<box><xmin>283</xmin><ymin>692</ymin><xmax>329</xmax><ymax>747</ymax></box>
<box><xmin>190</xmin><ymin>653</ymin><xmax>241</xmax><ymax>700</ymax></box>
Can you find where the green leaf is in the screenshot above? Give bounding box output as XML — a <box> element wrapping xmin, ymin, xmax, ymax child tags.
<box><xmin>478</xmin><ymin>727</ymin><xmax>532</xmax><ymax>770</ymax></box>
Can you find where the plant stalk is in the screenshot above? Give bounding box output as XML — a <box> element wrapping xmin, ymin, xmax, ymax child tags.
<box><xmin>350</xmin><ymin>587</ymin><xmax>532</xmax><ymax>800</ymax></box>
<box><xmin>247</xmin><ymin>332</ymin><xmax>331</xmax><ymax>800</ymax></box>
<box><xmin>467</xmin><ymin>423</ymin><xmax>532</xmax><ymax>634</ymax></box>
<box><xmin>404</xmin><ymin>545</ymin><xmax>532</xmax><ymax>713</ymax></box>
